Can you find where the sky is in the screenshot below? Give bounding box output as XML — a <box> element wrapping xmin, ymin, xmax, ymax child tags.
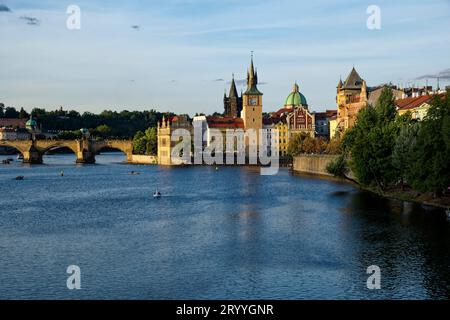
<box><xmin>1</xmin><ymin>0</ymin><xmax>450</xmax><ymax>115</ymax></box>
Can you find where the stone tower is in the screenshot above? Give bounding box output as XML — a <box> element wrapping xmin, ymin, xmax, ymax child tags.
<box><xmin>224</xmin><ymin>75</ymin><xmax>243</xmax><ymax>117</ymax></box>
<box><xmin>157</xmin><ymin>116</ymin><xmax>172</xmax><ymax>165</ymax></box>
<box><xmin>336</xmin><ymin>67</ymin><xmax>368</xmax><ymax>132</ymax></box>
<box><xmin>241</xmin><ymin>54</ymin><xmax>263</xmax><ymax>146</ymax></box>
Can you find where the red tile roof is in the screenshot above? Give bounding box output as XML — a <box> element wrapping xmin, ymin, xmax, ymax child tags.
<box><xmin>206</xmin><ymin>117</ymin><xmax>244</xmax><ymax>129</ymax></box>
<box><xmin>395</xmin><ymin>94</ymin><xmax>443</xmax><ymax>111</ymax></box>
<box><xmin>0</xmin><ymin>118</ymin><xmax>26</xmax><ymax>128</ymax></box>
<box><xmin>326</xmin><ymin>109</ymin><xmax>337</xmax><ymax>117</ymax></box>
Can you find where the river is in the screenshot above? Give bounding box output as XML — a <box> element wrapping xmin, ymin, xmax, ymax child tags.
<box><xmin>0</xmin><ymin>153</ymin><xmax>449</xmax><ymax>299</ymax></box>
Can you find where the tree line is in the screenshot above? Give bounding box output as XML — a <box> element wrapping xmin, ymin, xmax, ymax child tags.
<box><xmin>327</xmin><ymin>87</ymin><xmax>450</xmax><ymax>197</ymax></box>
<box><xmin>0</xmin><ymin>104</ymin><xmax>167</xmax><ymax>139</ymax></box>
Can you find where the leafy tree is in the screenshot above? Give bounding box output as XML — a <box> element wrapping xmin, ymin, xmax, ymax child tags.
<box><xmin>326</xmin><ymin>155</ymin><xmax>349</xmax><ymax>178</ymax></box>
<box><xmin>406</xmin><ymin>91</ymin><xmax>450</xmax><ymax>195</ymax></box>
<box><xmin>19</xmin><ymin>107</ymin><xmax>29</xmax><ymax>119</ymax></box>
<box><xmin>133</xmin><ymin>131</ymin><xmax>147</xmax><ymax>154</ymax></box>
<box><xmin>325</xmin><ymin>136</ymin><xmax>342</xmax><ymax>155</ymax></box>
<box><xmin>287</xmin><ymin>132</ymin><xmax>309</xmax><ymax>156</ymax></box>
<box><xmin>4</xmin><ymin>107</ymin><xmax>19</xmax><ymax>118</ymax></box>
<box><xmin>392</xmin><ymin>122</ymin><xmax>419</xmax><ymax>189</ymax></box>
<box><xmin>0</xmin><ymin>103</ymin><xmax>4</xmax><ymax>117</ymax></box>
<box><xmin>57</xmin><ymin>130</ymin><xmax>82</xmax><ymax>140</ymax></box>
<box><xmin>95</xmin><ymin>124</ymin><xmax>112</xmax><ymax>138</ymax></box>
<box><xmin>342</xmin><ymin>87</ymin><xmax>399</xmax><ymax>191</ymax></box>
<box><xmin>145</xmin><ymin>127</ymin><xmax>158</xmax><ymax>155</ymax></box>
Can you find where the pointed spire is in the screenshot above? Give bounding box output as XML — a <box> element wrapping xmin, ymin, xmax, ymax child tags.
<box><xmin>244</xmin><ymin>51</ymin><xmax>262</xmax><ymax>96</ymax></box>
<box><xmin>229</xmin><ymin>74</ymin><xmax>238</xmax><ymax>98</ymax></box>
<box><xmin>337</xmin><ymin>76</ymin><xmax>343</xmax><ymax>88</ymax></box>
<box><xmin>293</xmin><ymin>82</ymin><xmax>299</xmax><ymax>92</ymax></box>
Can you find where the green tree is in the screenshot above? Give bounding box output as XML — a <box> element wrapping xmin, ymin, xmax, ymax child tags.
<box><xmin>133</xmin><ymin>131</ymin><xmax>147</xmax><ymax>155</ymax></box>
<box><xmin>0</xmin><ymin>103</ymin><xmax>4</xmax><ymax>117</ymax></box>
<box><xmin>4</xmin><ymin>107</ymin><xmax>19</xmax><ymax>118</ymax></box>
<box><xmin>95</xmin><ymin>124</ymin><xmax>112</xmax><ymax>138</ymax></box>
<box><xmin>145</xmin><ymin>127</ymin><xmax>158</xmax><ymax>155</ymax></box>
<box><xmin>287</xmin><ymin>132</ymin><xmax>308</xmax><ymax>156</ymax></box>
<box><xmin>407</xmin><ymin>91</ymin><xmax>450</xmax><ymax>195</ymax></box>
<box><xmin>326</xmin><ymin>155</ymin><xmax>349</xmax><ymax>178</ymax></box>
<box><xmin>392</xmin><ymin>122</ymin><xmax>419</xmax><ymax>190</ymax></box>
<box><xmin>342</xmin><ymin>87</ymin><xmax>399</xmax><ymax>191</ymax></box>
<box><xmin>19</xmin><ymin>107</ymin><xmax>29</xmax><ymax>119</ymax></box>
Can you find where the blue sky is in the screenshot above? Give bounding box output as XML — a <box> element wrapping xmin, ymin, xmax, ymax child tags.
<box><xmin>1</xmin><ymin>0</ymin><xmax>450</xmax><ymax>115</ymax></box>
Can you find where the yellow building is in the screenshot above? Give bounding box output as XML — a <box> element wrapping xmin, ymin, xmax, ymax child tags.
<box><xmin>157</xmin><ymin>115</ymin><xmax>192</xmax><ymax>165</ymax></box>
<box><xmin>395</xmin><ymin>95</ymin><xmax>435</xmax><ymax>121</ymax></box>
<box><xmin>329</xmin><ymin>116</ymin><xmax>338</xmax><ymax>140</ymax></box>
<box><xmin>336</xmin><ymin>67</ymin><xmax>368</xmax><ymax>134</ymax></box>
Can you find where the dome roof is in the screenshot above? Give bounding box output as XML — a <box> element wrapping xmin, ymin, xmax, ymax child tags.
<box><xmin>26</xmin><ymin>118</ymin><xmax>37</xmax><ymax>127</ymax></box>
<box><xmin>285</xmin><ymin>83</ymin><xmax>307</xmax><ymax>107</ymax></box>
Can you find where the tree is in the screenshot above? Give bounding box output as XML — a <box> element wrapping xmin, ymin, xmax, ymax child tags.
<box><xmin>0</xmin><ymin>103</ymin><xmax>4</xmax><ymax>117</ymax></box>
<box><xmin>406</xmin><ymin>91</ymin><xmax>450</xmax><ymax>195</ymax></box>
<box><xmin>287</xmin><ymin>132</ymin><xmax>309</xmax><ymax>156</ymax></box>
<box><xmin>19</xmin><ymin>107</ymin><xmax>29</xmax><ymax>119</ymax></box>
<box><xmin>145</xmin><ymin>127</ymin><xmax>158</xmax><ymax>155</ymax></box>
<box><xmin>392</xmin><ymin>122</ymin><xmax>419</xmax><ymax>190</ymax></box>
<box><xmin>326</xmin><ymin>155</ymin><xmax>349</xmax><ymax>179</ymax></box>
<box><xmin>4</xmin><ymin>107</ymin><xmax>19</xmax><ymax>118</ymax></box>
<box><xmin>95</xmin><ymin>124</ymin><xmax>112</xmax><ymax>138</ymax></box>
<box><xmin>342</xmin><ymin>88</ymin><xmax>399</xmax><ymax>191</ymax></box>
<box><xmin>325</xmin><ymin>136</ymin><xmax>342</xmax><ymax>155</ymax></box>
<box><xmin>133</xmin><ymin>131</ymin><xmax>147</xmax><ymax>154</ymax></box>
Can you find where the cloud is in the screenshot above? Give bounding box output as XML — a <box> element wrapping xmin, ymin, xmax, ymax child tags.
<box><xmin>20</xmin><ymin>16</ymin><xmax>40</xmax><ymax>26</ymax></box>
<box><xmin>416</xmin><ymin>68</ymin><xmax>450</xmax><ymax>80</ymax></box>
<box><xmin>0</xmin><ymin>4</ymin><xmax>11</xmax><ymax>12</ymax></box>
<box><xmin>131</xmin><ymin>25</ymin><xmax>140</xmax><ymax>31</ymax></box>
<box><xmin>213</xmin><ymin>78</ymin><xmax>224</xmax><ymax>82</ymax></box>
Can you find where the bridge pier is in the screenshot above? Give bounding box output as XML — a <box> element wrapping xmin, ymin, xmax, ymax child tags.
<box><xmin>75</xmin><ymin>150</ymin><xmax>96</xmax><ymax>164</ymax></box>
<box><xmin>23</xmin><ymin>148</ymin><xmax>43</xmax><ymax>164</ymax></box>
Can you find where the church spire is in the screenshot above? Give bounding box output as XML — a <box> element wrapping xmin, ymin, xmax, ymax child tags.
<box><xmin>229</xmin><ymin>73</ymin><xmax>238</xmax><ymax>97</ymax></box>
<box><xmin>244</xmin><ymin>52</ymin><xmax>262</xmax><ymax>96</ymax></box>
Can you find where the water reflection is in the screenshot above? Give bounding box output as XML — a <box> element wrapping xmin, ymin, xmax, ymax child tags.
<box><xmin>0</xmin><ymin>154</ymin><xmax>449</xmax><ymax>299</ymax></box>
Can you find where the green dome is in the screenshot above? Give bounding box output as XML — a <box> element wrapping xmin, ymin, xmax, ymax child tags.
<box><xmin>26</xmin><ymin>119</ymin><xmax>37</xmax><ymax>127</ymax></box>
<box><xmin>285</xmin><ymin>83</ymin><xmax>307</xmax><ymax>107</ymax></box>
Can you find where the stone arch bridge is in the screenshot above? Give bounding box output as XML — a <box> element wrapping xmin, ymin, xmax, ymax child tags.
<box><xmin>0</xmin><ymin>139</ymin><xmax>133</xmax><ymax>164</ymax></box>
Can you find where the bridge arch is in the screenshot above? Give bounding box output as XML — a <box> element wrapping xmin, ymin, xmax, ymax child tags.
<box><xmin>93</xmin><ymin>140</ymin><xmax>133</xmax><ymax>162</ymax></box>
<box><xmin>37</xmin><ymin>141</ymin><xmax>79</xmax><ymax>156</ymax></box>
<box><xmin>0</xmin><ymin>140</ymin><xmax>31</xmax><ymax>156</ymax></box>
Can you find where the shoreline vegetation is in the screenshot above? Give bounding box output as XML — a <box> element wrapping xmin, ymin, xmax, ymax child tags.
<box><xmin>318</xmin><ymin>87</ymin><xmax>450</xmax><ymax>211</ymax></box>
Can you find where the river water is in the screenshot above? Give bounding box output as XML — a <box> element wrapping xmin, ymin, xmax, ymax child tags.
<box><xmin>0</xmin><ymin>153</ymin><xmax>449</xmax><ymax>299</ymax></box>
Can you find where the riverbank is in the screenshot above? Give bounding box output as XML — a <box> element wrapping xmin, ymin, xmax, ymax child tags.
<box><xmin>360</xmin><ymin>185</ymin><xmax>450</xmax><ymax>210</ymax></box>
<box><xmin>292</xmin><ymin>155</ymin><xmax>450</xmax><ymax>210</ymax></box>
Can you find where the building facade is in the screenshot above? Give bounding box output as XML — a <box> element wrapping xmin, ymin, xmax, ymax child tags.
<box><xmin>314</xmin><ymin>109</ymin><xmax>337</xmax><ymax>140</ymax></box>
<box><xmin>335</xmin><ymin>67</ymin><xmax>368</xmax><ymax>135</ymax></box>
<box><xmin>157</xmin><ymin>115</ymin><xmax>192</xmax><ymax>165</ymax></box>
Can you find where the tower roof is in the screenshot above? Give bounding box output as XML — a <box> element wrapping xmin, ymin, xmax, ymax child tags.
<box><xmin>244</xmin><ymin>54</ymin><xmax>263</xmax><ymax>96</ymax></box>
<box><xmin>343</xmin><ymin>67</ymin><xmax>364</xmax><ymax>89</ymax></box>
<box><xmin>228</xmin><ymin>74</ymin><xmax>239</xmax><ymax>97</ymax></box>
<box><xmin>285</xmin><ymin>82</ymin><xmax>308</xmax><ymax>107</ymax></box>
